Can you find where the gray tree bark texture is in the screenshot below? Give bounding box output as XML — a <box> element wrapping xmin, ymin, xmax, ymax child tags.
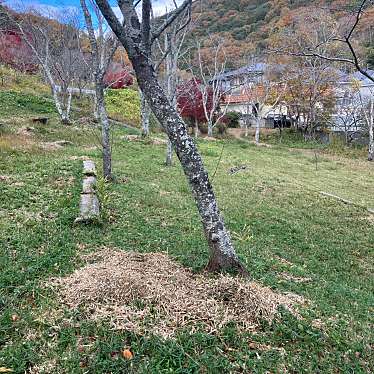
<box><xmin>93</xmin><ymin>0</ymin><xmax>247</xmax><ymax>273</ymax></box>
<box><xmin>140</xmin><ymin>89</ymin><xmax>151</xmax><ymax>137</ymax></box>
<box><xmin>96</xmin><ymin>83</ymin><xmax>112</xmax><ymax>179</ymax></box>
<box><xmin>166</xmin><ymin>139</ymin><xmax>173</xmax><ymax>166</ymax></box>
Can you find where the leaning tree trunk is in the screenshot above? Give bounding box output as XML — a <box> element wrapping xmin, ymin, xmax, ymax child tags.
<box><xmin>140</xmin><ymin>89</ymin><xmax>151</xmax><ymax>137</ymax></box>
<box><xmin>131</xmin><ymin>56</ymin><xmax>246</xmax><ymax>273</ymax></box>
<box><xmin>96</xmin><ymin>81</ymin><xmax>112</xmax><ymax>180</ymax></box>
<box><xmin>51</xmin><ymin>85</ymin><xmax>70</xmax><ymax>125</ymax></box>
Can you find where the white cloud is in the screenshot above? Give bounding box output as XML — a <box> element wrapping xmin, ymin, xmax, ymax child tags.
<box><xmin>152</xmin><ymin>0</ymin><xmax>184</xmax><ymax>16</ymax></box>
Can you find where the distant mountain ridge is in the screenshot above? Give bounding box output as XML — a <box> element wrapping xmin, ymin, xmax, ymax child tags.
<box><xmin>189</xmin><ymin>0</ymin><xmax>374</xmax><ymax>68</ymax></box>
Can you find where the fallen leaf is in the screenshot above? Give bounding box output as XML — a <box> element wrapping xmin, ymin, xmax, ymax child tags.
<box><xmin>122</xmin><ymin>349</ymin><xmax>133</xmax><ymax>360</ymax></box>
<box><xmin>11</xmin><ymin>314</ymin><xmax>19</xmax><ymax>322</ymax></box>
<box><xmin>0</xmin><ymin>368</ymin><xmax>13</xmax><ymax>373</ymax></box>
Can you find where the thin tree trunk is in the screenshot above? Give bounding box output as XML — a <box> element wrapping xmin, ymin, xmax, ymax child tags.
<box><xmin>245</xmin><ymin>119</ymin><xmax>249</xmax><ymax>137</ymax></box>
<box><xmin>165</xmin><ymin>139</ymin><xmax>173</xmax><ymax>166</ymax></box>
<box><xmin>140</xmin><ymin>89</ymin><xmax>151</xmax><ymax>137</ymax></box>
<box><xmin>194</xmin><ymin>119</ymin><xmax>199</xmax><ymax>138</ymax></box>
<box><xmin>255</xmin><ymin>118</ymin><xmax>260</xmax><ymax>145</ymax></box>
<box><xmin>51</xmin><ymin>85</ymin><xmax>69</xmax><ymax>124</ymax></box>
<box><xmin>61</xmin><ymin>91</ymin><xmax>72</xmax><ymax>125</ymax></box>
<box><xmin>93</xmin><ymin>94</ymin><xmax>99</xmax><ymax>120</ymax></box>
<box><xmin>208</xmin><ymin>122</ymin><xmax>213</xmax><ymax>137</ymax></box>
<box><xmin>96</xmin><ymin>82</ymin><xmax>112</xmax><ymax>179</ymax></box>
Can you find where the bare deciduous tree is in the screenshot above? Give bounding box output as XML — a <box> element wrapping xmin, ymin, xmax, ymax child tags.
<box><xmin>3</xmin><ymin>7</ymin><xmax>85</xmax><ymax>124</ymax></box>
<box><xmin>80</xmin><ymin>0</ymin><xmax>119</xmax><ymax>180</ymax></box>
<box><xmin>289</xmin><ymin>0</ymin><xmax>374</xmax><ymax>83</ymax></box>
<box><xmin>93</xmin><ymin>0</ymin><xmax>247</xmax><ymax>273</ymax></box>
<box><xmin>196</xmin><ymin>41</ymin><xmax>229</xmax><ymax>137</ymax></box>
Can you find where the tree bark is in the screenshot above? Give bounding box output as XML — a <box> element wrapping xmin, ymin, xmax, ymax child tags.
<box><xmin>140</xmin><ymin>89</ymin><xmax>151</xmax><ymax>137</ymax></box>
<box><xmin>208</xmin><ymin>122</ymin><xmax>213</xmax><ymax>137</ymax></box>
<box><xmin>96</xmin><ymin>80</ymin><xmax>112</xmax><ymax>179</ymax></box>
<box><xmin>165</xmin><ymin>139</ymin><xmax>173</xmax><ymax>166</ymax></box>
<box><xmin>194</xmin><ymin>119</ymin><xmax>199</xmax><ymax>138</ymax></box>
<box><xmin>255</xmin><ymin>118</ymin><xmax>260</xmax><ymax>145</ymax></box>
<box><xmin>51</xmin><ymin>84</ymin><xmax>71</xmax><ymax>125</ymax></box>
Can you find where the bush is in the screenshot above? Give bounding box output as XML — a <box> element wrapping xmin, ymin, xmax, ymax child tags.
<box><xmin>198</xmin><ymin>122</ymin><xmax>208</xmax><ymax>134</ymax></box>
<box><xmin>223</xmin><ymin>111</ymin><xmax>241</xmax><ymax>128</ymax></box>
<box><xmin>216</xmin><ymin>121</ymin><xmax>227</xmax><ymax>134</ymax></box>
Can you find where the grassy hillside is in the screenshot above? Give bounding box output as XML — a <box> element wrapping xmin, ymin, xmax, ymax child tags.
<box><xmin>0</xmin><ymin>90</ymin><xmax>373</xmax><ymax>372</ymax></box>
<box><xmin>0</xmin><ymin>67</ymin><xmax>141</xmax><ymax>127</ymax></box>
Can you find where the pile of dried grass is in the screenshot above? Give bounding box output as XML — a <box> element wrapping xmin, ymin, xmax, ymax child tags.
<box><xmin>53</xmin><ymin>248</ymin><xmax>305</xmax><ymax>338</ymax></box>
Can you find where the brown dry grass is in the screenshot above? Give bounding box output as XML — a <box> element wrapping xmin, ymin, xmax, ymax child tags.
<box><xmin>0</xmin><ymin>133</ymin><xmax>38</xmax><ymax>152</ymax></box>
<box><xmin>53</xmin><ymin>248</ymin><xmax>305</xmax><ymax>338</ymax></box>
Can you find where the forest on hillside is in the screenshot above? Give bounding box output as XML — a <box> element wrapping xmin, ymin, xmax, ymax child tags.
<box><xmin>189</xmin><ymin>0</ymin><xmax>374</xmax><ymax>68</ymax></box>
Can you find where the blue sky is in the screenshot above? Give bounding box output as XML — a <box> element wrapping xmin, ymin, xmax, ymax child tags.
<box><xmin>6</xmin><ymin>0</ymin><xmax>179</xmax><ymax>16</ymax></box>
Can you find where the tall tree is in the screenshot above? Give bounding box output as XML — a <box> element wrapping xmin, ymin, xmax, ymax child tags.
<box><xmin>196</xmin><ymin>40</ymin><xmax>228</xmax><ymax>137</ymax></box>
<box><xmin>2</xmin><ymin>6</ymin><xmax>85</xmax><ymax>124</ymax></box>
<box><xmin>80</xmin><ymin>0</ymin><xmax>118</xmax><ymax>180</ymax></box>
<box><xmin>93</xmin><ymin>0</ymin><xmax>246</xmax><ymax>273</ymax></box>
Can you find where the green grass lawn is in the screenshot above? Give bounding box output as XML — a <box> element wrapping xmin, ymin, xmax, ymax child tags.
<box><xmin>0</xmin><ymin>96</ymin><xmax>373</xmax><ymax>373</ymax></box>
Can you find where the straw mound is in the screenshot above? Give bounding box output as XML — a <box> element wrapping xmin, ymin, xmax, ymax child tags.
<box><xmin>54</xmin><ymin>248</ymin><xmax>304</xmax><ymax>338</ymax></box>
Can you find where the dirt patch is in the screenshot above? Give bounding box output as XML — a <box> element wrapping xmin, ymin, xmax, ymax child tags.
<box><xmin>17</xmin><ymin>126</ymin><xmax>35</xmax><ymax>136</ymax></box>
<box><xmin>273</xmin><ymin>255</ymin><xmax>294</xmax><ymax>266</ymax></box>
<box><xmin>0</xmin><ymin>175</ymin><xmax>24</xmax><ymax>187</ymax></box>
<box><xmin>53</xmin><ymin>248</ymin><xmax>305</xmax><ymax>338</ymax></box>
<box><xmin>277</xmin><ymin>272</ymin><xmax>312</xmax><ymax>283</ymax></box>
<box><xmin>40</xmin><ymin>140</ymin><xmax>74</xmax><ymax>151</ymax></box>
<box><xmin>122</xmin><ymin>135</ymin><xmax>167</xmax><ymax>145</ymax></box>
<box><xmin>0</xmin><ymin>175</ymin><xmax>12</xmax><ymax>182</ymax></box>
<box><xmin>68</xmin><ymin>155</ymin><xmax>91</xmax><ymax>161</ymax></box>
<box><xmin>367</xmin><ymin>214</ymin><xmax>374</xmax><ymax>224</ymax></box>
<box><xmin>0</xmin><ymin>133</ymin><xmax>37</xmax><ymax>151</ymax></box>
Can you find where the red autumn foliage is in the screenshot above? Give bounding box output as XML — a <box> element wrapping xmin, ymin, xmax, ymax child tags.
<box><xmin>103</xmin><ymin>63</ymin><xmax>133</xmax><ymax>89</ymax></box>
<box><xmin>177</xmin><ymin>78</ymin><xmax>213</xmax><ymax>123</ymax></box>
<box><xmin>0</xmin><ymin>30</ymin><xmax>37</xmax><ymax>73</ymax></box>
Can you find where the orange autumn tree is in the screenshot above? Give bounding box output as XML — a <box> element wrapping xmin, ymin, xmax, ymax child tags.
<box><xmin>269</xmin><ymin>6</ymin><xmax>339</xmax><ymax>139</ymax></box>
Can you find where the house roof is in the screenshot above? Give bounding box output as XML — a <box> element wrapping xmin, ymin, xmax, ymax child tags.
<box><xmin>224</xmin><ymin>94</ymin><xmax>252</xmax><ymax>104</ymax></box>
<box><xmin>351</xmin><ymin>70</ymin><xmax>374</xmax><ymax>85</ymax></box>
<box><xmin>213</xmin><ymin>63</ymin><xmax>267</xmax><ymax>81</ymax></box>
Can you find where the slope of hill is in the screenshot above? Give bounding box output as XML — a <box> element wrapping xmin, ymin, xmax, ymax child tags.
<box><xmin>190</xmin><ymin>0</ymin><xmax>374</xmax><ymax>67</ymax></box>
